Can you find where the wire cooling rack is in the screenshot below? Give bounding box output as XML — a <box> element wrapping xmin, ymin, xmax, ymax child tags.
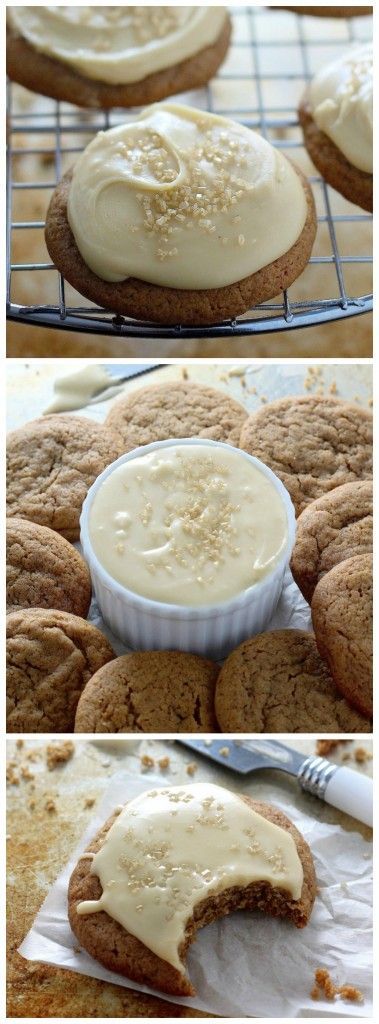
<box><xmin>6</xmin><ymin>6</ymin><xmax>373</xmax><ymax>338</ymax></box>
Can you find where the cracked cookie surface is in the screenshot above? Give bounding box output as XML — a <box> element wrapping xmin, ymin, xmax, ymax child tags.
<box><xmin>6</xmin><ymin>414</ymin><xmax>123</xmax><ymax>540</ymax></box>
<box><xmin>311</xmin><ymin>554</ymin><xmax>372</xmax><ymax>718</ymax></box>
<box><xmin>74</xmin><ymin>650</ymin><xmax>219</xmax><ymax>733</ymax></box>
<box><xmin>215</xmin><ymin>629</ymin><xmax>371</xmax><ymax>733</ymax></box>
<box><xmin>6</xmin><ymin>517</ymin><xmax>92</xmax><ymax>617</ymax></box>
<box><xmin>239</xmin><ymin>396</ymin><xmax>372</xmax><ymax>517</ymax></box>
<box><xmin>7</xmin><ymin>608</ymin><xmax>115</xmax><ymax>733</ymax></box>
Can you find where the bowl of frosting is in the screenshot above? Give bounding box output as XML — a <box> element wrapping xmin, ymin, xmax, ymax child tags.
<box><xmin>80</xmin><ymin>438</ymin><xmax>296</xmax><ymax>659</ymax></box>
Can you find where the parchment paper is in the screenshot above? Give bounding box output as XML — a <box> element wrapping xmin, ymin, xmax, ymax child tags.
<box><xmin>19</xmin><ymin>767</ymin><xmax>372</xmax><ymax>1018</ymax></box>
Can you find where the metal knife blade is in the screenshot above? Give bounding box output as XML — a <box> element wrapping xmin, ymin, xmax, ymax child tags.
<box><xmin>178</xmin><ymin>738</ymin><xmax>305</xmax><ymax>776</ymax></box>
<box><xmin>102</xmin><ymin>363</ymin><xmax>163</xmax><ymax>380</ymax></box>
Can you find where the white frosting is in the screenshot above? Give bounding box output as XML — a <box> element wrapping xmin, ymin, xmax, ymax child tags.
<box><xmin>7</xmin><ymin>6</ymin><xmax>228</xmax><ymax>85</ymax></box>
<box><xmin>76</xmin><ymin>784</ymin><xmax>304</xmax><ymax>973</ymax></box>
<box><xmin>309</xmin><ymin>43</ymin><xmax>372</xmax><ymax>173</ymax></box>
<box><xmin>88</xmin><ymin>443</ymin><xmax>288</xmax><ymax>606</ymax></box>
<box><xmin>67</xmin><ymin>102</ymin><xmax>308</xmax><ymax>290</ymax></box>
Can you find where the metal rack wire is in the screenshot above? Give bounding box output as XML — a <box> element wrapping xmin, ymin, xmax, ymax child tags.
<box><xmin>6</xmin><ymin>6</ymin><xmax>373</xmax><ymax>338</ymax></box>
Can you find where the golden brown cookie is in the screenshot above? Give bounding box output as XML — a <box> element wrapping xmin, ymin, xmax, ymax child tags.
<box><xmin>44</xmin><ymin>166</ymin><xmax>316</xmax><ymax>326</ymax></box>
<box><xmin>281</xmin><ymin>7</ymin><xmax>372</xmax><ymax>16</ymax></box>
<box><xmin>6</xmin><ymin>517</ymin><xmax>92</xmax><ymax>617</ymax></box>
<box><xmin>105</xmin><ymin>381</ymin><xmax>247</xmax><ymax>451</ymax></box>
<box><xmin>68</xmin><ymin>797</ymin><xmax>316</xmax><ymax>997</ymax></box>
<box><xmin>290</xmin><ymin>481</ymin><xmax>373</xmax><ymax>603</ymax></box>
<box><xmin>239</xmin><ymin>396</ymin><xmax>372</xmax><ymax>517</ymax></box>
<box><xmin>6</xmin><ymin>16</ymin><xmax>231</xmax><ymax>109</ymax></box>
<box><xmin>6</xmin><ymin>414</ymin><xmax>123</xmax><ymax>541</ymax></box>
<box><xmin>214</xmin><ymin>629</ymin><xmax>371</xmax><ymax>733</ymax></box>
<box><xmin>74</xmin><ymin>651</ymin><xmax>219</xmax><ymax>733</ymax></box>
<box><xmin>7</xmin><ymin>608</ymin><xmax>115</xmax><ymax>734</ymax></box>
<box><xmin>299</xmin><ymin>95</ymin><xmax>372</xmax><ymax>212</ymax></box>
<box><xmin>311</xmin><ymin>554</ymin><xmax>372</xmax><ymax>718</ymax></box>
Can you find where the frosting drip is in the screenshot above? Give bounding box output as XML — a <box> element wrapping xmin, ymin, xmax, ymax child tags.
<box><xmin>67</xmin><ymin>103</ymin><xmax>308</xmax><ymax>289</ymax></box>
<box><xmin>7</xmin><ymin>6</ymin><xmax>228</xmax><ymax>85</ymax></box>
<box><xmin>309</xmin><ymin>43</ymin><xmax>372</xmax><ymax>173</ymax></box>
<box><xmin>77</xmin><ymin>783</ymin><xmax>304</xmax><ymax>972</ymax></box>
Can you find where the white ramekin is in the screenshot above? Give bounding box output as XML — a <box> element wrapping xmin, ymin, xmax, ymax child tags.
<box><xmin>80</xmin><ymin>438</ymin><xmax>296</xmax><ymax>660</ymax></box>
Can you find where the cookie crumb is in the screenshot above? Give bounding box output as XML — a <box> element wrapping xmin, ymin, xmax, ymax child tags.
<box><xmin>315</xmin><ymin>739</ymin><xmax>348</xmax><ymax>757</ymax></box>
<box><xmin>158</xmin><ymin>756</ymin><xmax>170</xmax><ymax>770</ymax></box>
<box><xmin>181</xmin><ymin>367</ymin><xmax>189</xmax><ymax>380</ymax></box>
<box><xmin>219</xmin><ymin>746</ymin><xmax>230</xmax><ymax>757</ymax></box>
<box><xmin>16</xmin><ymin>738</ymin><xmax>24</xmax><ymax>749</ymax></box>
<box><xmin>227</xmin><ymin>366</ymin><xmax>246</xmax><ymax>378</ymax></box>
<box><xmin>44</xmin><ymin>798</ymin><xmax>56</xmax><ymax>813</ymax></box>
<box><xmin>20</xmin><ymin>765</ymin><xmax>34</xmax><ymax>781</ymax></box>
<box><xmin>354</xmin><ymin>747</ymin><xmax>372</xmax><ymax>764</ymax></box>
<box><xmin>84</xmin><ymin>797</ymin><xmax>96</xmax><ymax>809</ymax></box>
<box><xmin>140</xmin><ymin>754</ymin><xmax>155</xmax><ymax>771</ymax></box>
<box><xmin>312</xmin><ymin>968</ymin><xmax>363</xmax><ymax>1004</ymax></box>
<box><xmin>6</xmin><ymin>763</ymin><xmax>20</xmax><ymax>786</ymax></box>
<box><xmin>186</xmin><ymin>762</ymin><xmax>198</xmax><ymax>776</ymax></box>
<box><xmin>46</xmin><ymin>740</ymin><xmax>74</xmax><ymax>771</ymax></box>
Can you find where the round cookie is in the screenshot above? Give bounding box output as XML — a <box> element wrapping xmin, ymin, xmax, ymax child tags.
<box><xmin>290</xmin><ymin>480</ymin><xmax>373</xmax><ymax>603</ymax></box>
<box><xmin>239</xmin><ymin>396</ymin><xmax>372</xmax><ymax>517</ymax></box>
<box><xmin>299</xmin><ymin>95</ymin><xmax>372</xmax><ymax>213</ymax></box>
<box><xmin>215</xmin><ymin>629</ymin><xmax>371</xmax><ymax>733</ymax></box>
<box><xmin>6</xmin><ymin>15</ymin><xmax>231</xmax><ymax>109</ymax></box>
<box><xmin>74</xmin><ymin>651</ymin><xmax>219</xmax><ymax>733</ymax></box>
<box><xmin>7</xmin><ymin>608</ymin><xmax>115</xmax><ymax>733</ymax></box>
<box><xmin>282</xmin><ymin>7</ymin><xmax>372</xmax><ymax>16</ymax></box>
<box><xmin>6</xmin><ymin>517</ymin><xmax>92</xmax><ymax>617</ymax></box>
<box><xmin>68</xmin><ymin>797</ymin><xmax>316</xmax><ymax>997</ymax></box>
<box><xmin>105</xmin><ymin>381</ymin><xmax>247</xmax><ymax>451</ymax></box>
<box><xmin>311</xmin><ymin>554</ymin><xmax>372</xmax><ymax>717</ymax></box>
<box><xmin>7</xmin><ymin>414</ymin><xmax>123</xmax><ymax>541</ymax></box>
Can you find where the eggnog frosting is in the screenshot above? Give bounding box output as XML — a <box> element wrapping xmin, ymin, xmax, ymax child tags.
<box><xmin>76</xmin><ymin>784</ymin><xmax>303</xmax><ymax>972</ymax></box>
<box><xmin>88</xmin><ymin>443</ymin><xmax>289</xmax><ymax>606</ymax></box>
<box><xmin>66</xmin><ymin>103</ymin><xmax>308</xmax><ymax>290</ymax></box>
<box><xmin>309</xmin><ymin>43</ymin><xmax>372</xmax><ymax>173</ymax></box>
<box><xmin>7</xmin><ymin>7</ymin><xmax>228</xmax><ymax>86</ymax></box>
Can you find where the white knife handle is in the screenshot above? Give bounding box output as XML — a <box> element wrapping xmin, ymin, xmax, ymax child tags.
<box><xmin>324</xmin><ymin>766</ymin><xmax>372</xmax><ymax>828</ymax></box>
<box><xmin>298</xmin><ymin>756</ymin><xmax>372</xmax><ymax>828</ymax></box>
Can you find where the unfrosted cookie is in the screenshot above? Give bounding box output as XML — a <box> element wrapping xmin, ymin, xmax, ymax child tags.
<box><xmin>6</xmin><ymin>517</ymin><xmax>92</xmax><ymax>617</ymax></box>
<box><xmin>239</xmin><ymin>396</ymin><xmax>372</xmax><ymax>516</ymax></box>
<box><xmin>105</xmin><ymin>381</ymin><xmax>247</xmax><ymax>451</ymax></box>
<box><xmin>7</xmin><ymin>608</ymin><xmax>115</xmax><ymax>733</ymax></box>
<box><xmin>68</xmin><ymin>797</ymin><xmax>316</xmax><ymax>997</ymax></box>
<box><xmin>282</xmin><ymin>7</ymin><xmax>372</xmax><ymax>16</ymax></box>
<box><xmin>7</xmin><ymin>414</ymin><xmax>123</xmax><ymax>541</ymax></box>
<box><xmin>74</xmin><ymin>651</ymin><xmax>219</xmax><ymax>733</ymax></box>
<box><xmin>311</xmin><ymin>554</ymin><xmax>372</xmax><ymax>717</ymax></box>
<box><xmin>290</xmin><ymin>481</ymin><xmax>373</xmax><ymax>603</ymax></box>
<box><xmin>299</xmin><ymin>96</ymin><xmax>372</xmax><ymax>213</ymax></box>
<box><xmin>215</xmin><ymin>629</ymin><xmax>371</xmax><ymax>733</ymax></box>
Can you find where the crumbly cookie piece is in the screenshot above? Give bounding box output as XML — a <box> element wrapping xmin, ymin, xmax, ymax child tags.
<box><xmin>6</xmin><ymin>517</ymin><xmax>92</xmax><ymax>617</ymax></box>
<box><xmin>74</xmin><ymin>651</ymin><xmax>219</xmax><ymax>733</ymax></box>
<box><xmin>7</xmin><ymin>608</ymin><xmax>115</xmax><ymax>733</ymax></box>
<box><xmin>44</xmin><ymin>167</ymin><xmax>316</xmax><ymax>326</ymax></box>
<box><xmin>7</xmin><ymin>414</ymin><xmax>123</xmax><ymax>540</ymax></box>
<box><xmin>290</xmin><ymin>481</ymin><xmax>373</xmax><ymax>603</ymax></box>
<box><xmin>215</xmin><ymin>629</ymin><xmax>371</xmax><ymax>733</ymax></box>
<box><xmin>299</xmin><ymin>97</ymin><xmax>372</xmax><ymax>213</ymax></box>
<box><xmin>68</xmin><ymin>797</ymin><xmax>316</xmax><ymax>997</ymax></box>
<box><xmin>105</xmin><ymin>381</ymin><xmax>247</xmax><ymax>451</ymax></box>
<box><xmin>239</xmin><ymin>396</ymin><xmax>372</xmax><ymax>516</ymax></box>
<box><xmin>6</xmin><ymin>17</ymin><xmax>231</xmax><ymax>109</ymax></box>
<box><xmin>311</xmin><ymin>554</ymin><xmax>372</xmax><ymax>717</ymax></box>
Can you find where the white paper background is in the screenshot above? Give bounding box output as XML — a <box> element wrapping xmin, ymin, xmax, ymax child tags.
<box><xmin>19</xmin><ymin>767</ymin><xmax>372</xmax><ymax>1018</ymax></box>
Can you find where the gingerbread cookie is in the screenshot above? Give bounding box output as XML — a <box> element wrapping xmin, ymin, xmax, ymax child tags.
<box><xmin>7</xmin><ymin>414</ymin><xmax>122</xmax><ymax>541</ymax></box>
<box><xmin>7</xmin><ymin>8</ymin><xmax>231</xmax><ymax>109</ymax></box>
<box><xmin>74</xmin><ymin>651</ymin><xmax>219</xmax><ymax>733</ymax></box>
<box><xmin>6</xmin><ymin>517</ymin><xmax>92</xmax><ymax>617</ymax></box>
<box><xmin>105</xmin><ymin>381</ymin><xmax>247</xmax><ymax>451</ymax></box>
<box><xmin>239</xmin><ymin>396</ymin><xmax>372</xmax><ymax>517</ymax></box>
<box><xmin>290</xmin><ymin>480</ymin><xmax>373</xmax><ymax>603</ymax></box>
<box><xmin>215</xmin><ymin>629</ymin><xmax>370</xmax><ymax>733</ymax></box>
<box><xmin>7</xmin><ymin>608</ymin><xmax>115</xmax><ymax>733</ymax></box>
<box><xmin>311</xmin><ymin>554</ymin><xmax>372</xmax><ymax>718</ymax></box>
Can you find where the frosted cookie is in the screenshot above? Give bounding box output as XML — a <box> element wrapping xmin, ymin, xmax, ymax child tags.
<box><xmin>299</xmin><ymin>44</ymin><xmax>372</xmax><ymax>211</ymax></box>
<box><xmin>311</xmin><ymin>554</ymin><xmax>372</xmax><ymax>718</ymax></box>
<box><xmin>45</xmin><ymin>102</ymin><xmax>316</xmax><ymax>326</ymax></box>
<box><xmin>6</xmin><ymin>414</ymin><xmax>123</xmax><ymax>541</ymax></box>
<box><xmin>6</xmin><ymin>7</ymin><xmax>231</xmax><ymax>109</ymax></box>
<box><xmin>105</xmin><ymin>381</ymin><xmax>247</xmax><ymax>450</ymax></box>
<box><xmin>68</xmin><ymin>784</ymin><xmax>316</xmax><ymax>997</ymax></box>
<box><xmin>6</xmin><ymin>517</ymin><xmax>92</xmax><ymax>617</ymax></box>
<box><xmin>215</xmin><ymin>629</ymin><xmax>370</xmax><ymax>733</ymax></box>
<box><xmin>282</xmin><ymin>7</ymin><xmax>372</xmax><ymax>16</ymax></box>
<box><xmin>290</xmin><ymin>480</ymin><xmax>373</xmax><ymax>603</ymax></box>
<box><xmin>239</xmin><ymin>396</ymin><xmax>372</xmax><ymax>517</ymax></box>
<box><xmin>6</xmin><ymin>608</ymin><xmax>115</xmax><ymax>733</ymax></box>
<box><xmin>74</xmin><ymin>651</ymin><xmax>219</xmax><ymax>733</ymax></box>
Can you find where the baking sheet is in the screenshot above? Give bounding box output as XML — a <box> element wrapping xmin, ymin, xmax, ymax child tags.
<box><xmin>18</xmin><ymin>754</ymin><xmax>373</xmax><ymax>1018</ymax></box>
